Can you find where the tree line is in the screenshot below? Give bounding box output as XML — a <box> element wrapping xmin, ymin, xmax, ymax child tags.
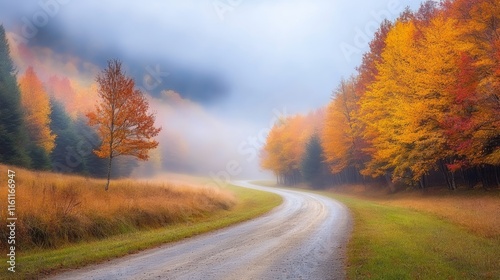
<box><xmin>0</xmin><ymin>25</ymin><xmax>149</xmax><ymax>179</ymax></box>
<box><xmin>261</xmin><ymin>0</ymin><xmax>500</xmax><ymax>190</ymax></box>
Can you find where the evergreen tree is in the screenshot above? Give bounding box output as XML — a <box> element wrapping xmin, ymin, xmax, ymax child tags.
<box><xmin>301</xmin><ymin>133</ymin><xmax>326</xmax><ymax>188</ymax></box>
<box><xmin>74</xmin><ymin>115</ymin><xmax>107</xmax><ymax>178</ymax></box>
<box><xmin>50</xmin><ymin>105</ymin><xmax>111</xmax><ymax>177</ymax></box>
<box><xmin>0</xmin><ymin>25</ymin><xmax>30</xmax><ymax>166</ymax></box>
<box><xmin>28</xmin><ymin>144</ymin><xmax>52</xmax><ymax>170</ymax></box>
<box><xmin>49</xmin><ymin>99</ymin><xmax>87</xmax><ymax>174</ymax></box>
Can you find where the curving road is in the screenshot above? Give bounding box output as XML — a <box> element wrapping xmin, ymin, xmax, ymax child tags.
<box><xmin>49</xmin><ymin>181</ymin><xmax>352</xmax><ymax>280</ymax></box>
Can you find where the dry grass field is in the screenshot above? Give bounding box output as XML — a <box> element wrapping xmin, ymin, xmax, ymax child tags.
<box><xmin>0</xmin><ymin>165</ymin><xmax>236</xmax><ymax>250</ymax></box>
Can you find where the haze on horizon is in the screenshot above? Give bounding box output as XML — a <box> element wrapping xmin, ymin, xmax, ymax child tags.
<box><xmin>0</xmin><ymin>0</ymin><xmax>420</xmax><ymax>179</ymax></box>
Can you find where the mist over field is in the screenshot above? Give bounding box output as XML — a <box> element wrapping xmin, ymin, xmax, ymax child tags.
<box><xmin>0</xmin><ymin>0</ymin><xmax>419</xmax><ymax>178</ymax></box>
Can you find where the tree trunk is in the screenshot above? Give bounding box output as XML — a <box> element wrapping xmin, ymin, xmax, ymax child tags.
<box><xmin>385</xmin><ymin>172</ymin><xmax>395</xmax><ymax>193</ymax></box>
<box><xmin>419</xmin><ymin>174</ymin><xmax>425</xmax><ymax>189</ymax></box>
<box><xmin>105</xmin><ymin>155</ymin><xmax>113</xmax><ymax>191</ymax></box>
<box><xmin>451</xmin><ymin>171</ymin><xmax>456</xmax><ymax>190</ymax></box>
<box><xmin>494</xmin><ymin>166</ymin><xmax>500</xmax><ymax>187</ymax></box>
<box><xmin>465</xmin><ymin>168</ymin><xmax>475</xmax><ymax>189</ymax></box>
<box><xmin>477</xmin><ymin>166</ymin><xmax>487</xmax><ymax>190</ymax></box>
<box><xmin>460</xmin><ymin>168</ymin><xmax>466</xmax><ymax>187</ymax></box>
<box><xmin>439</xmin><ymin>160</ymin><xmax>452</xmax><ymax>190</ymax></box>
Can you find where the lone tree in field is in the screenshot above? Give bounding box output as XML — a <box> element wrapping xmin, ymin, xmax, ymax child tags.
<box><xmin>87</xmin><ymin>59</ymin><xmax>161</xmax><ymax>190</ymax></box>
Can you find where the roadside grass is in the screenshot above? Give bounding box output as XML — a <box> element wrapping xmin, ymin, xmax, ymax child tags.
<box><xmin>325</xmin><ymin>193</ymin><xmax>499</xmax><ymax>280</ymax></box>
<box><xmin>255</xmin><ymin>181</ymin><xmax>499</xmax><ymax>279</ymax></box>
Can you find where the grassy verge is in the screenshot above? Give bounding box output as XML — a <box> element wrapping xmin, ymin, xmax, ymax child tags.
<box><xmin>1</xmin><ymin>184</ymin><xmax>282</xmax><ymax>279</ymax></box>
<box><xmin>318</xmin><ymin>191</ymin><xmax>499</xmax><ymax>279</ymax></box>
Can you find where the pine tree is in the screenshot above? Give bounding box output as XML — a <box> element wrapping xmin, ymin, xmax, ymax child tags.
<box><xmin>0</xmin><ymin>25</ymin><xmax>30</xmax><ymax>166</ymax></box>
<box><xmin>300</xmin><ymin>133</ymin><xmax>326</xmax><ymax>188</ymax></box>
<box><xmin>74</xmin><ymin>115</ymin><xmax>108</xmax><ymax>177</ymax></box>
<box><xmin>49</xmin><ymin>99</ymin><xmax>88</xmax><ymax>174</ymax></box>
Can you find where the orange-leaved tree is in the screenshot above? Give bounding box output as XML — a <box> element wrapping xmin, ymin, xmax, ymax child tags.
<box><xmin>261</xmin><ymin>112</ymin><xmax>323</xmax><ymax>185</ymax></box>
<box><xmin>322</xmin><ymin>77</ymin><xmax>366</xmax><ymax>175</ymax></box>
<box><xmin>87</xmin><ymin>59</ymin><xmax>162</xmax><ymax>190</ymax></box>
<box><xmin>19</xmin><ymin>66</ymin><xmax>56</xmax><ymax>153</ymax></box>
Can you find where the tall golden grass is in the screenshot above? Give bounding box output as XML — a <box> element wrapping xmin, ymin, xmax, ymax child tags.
<box><xmin>331</xmin><ymin>184</ymin><xmax>500</xmax><ymax>239</ymax></box>
<box><xmin>0</xmin><ymin>165</ymin><xmax>236</xmax><ymax>250</ymax></box>
<box><xmin>381</xmin><ymin>193</ymin><xmax>500</xmax><ymax>239</ymax></box>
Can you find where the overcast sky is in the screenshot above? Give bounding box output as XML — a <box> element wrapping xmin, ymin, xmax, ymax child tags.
<box><xmin>1</xmin><ymin>0</ymin><xmax>421</xmax><ymax>178</ymax></box>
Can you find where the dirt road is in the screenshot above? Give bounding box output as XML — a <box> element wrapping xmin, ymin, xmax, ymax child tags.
<box><xmin>49</xmin><ymin>181</ymin><xmax>352</xmax><ymax>280</ymax></box>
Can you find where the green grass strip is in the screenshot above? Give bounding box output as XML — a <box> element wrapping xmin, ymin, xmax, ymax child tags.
<box><xmin>319</xmin><ymin>192</ymin><xmax>499</xmax><ymax>280</ymax></box>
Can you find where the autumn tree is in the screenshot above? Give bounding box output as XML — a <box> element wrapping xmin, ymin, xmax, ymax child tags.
<box><xmin>19</xmin><ymin>67</ymin><xmax>56</xmax><ymax>151</ymax></box>
<box><xmin>447</xmin><ymin>0</ymin><xmax>500</xmax><ymax>167</ymax></box>
<box><xmin>442</xmin><ymin>53</ymin><xmax>481</xmax><ymax>185</ymax></box>
<box><xmin>350</xmin><ymin>19</ymin><xmax>393</xmax><ymax>185</ymax></box>
<box><xmin>19</xmin><ymin>66</ymin><xmax>55</xmax><ymax>169</ymax></box>
<box><xmin>357</xmin><ymin>13</ymin><xmax>461</xmax><ymax>186</ymax></box>
<box><xmin>358</xmin><ymin>18</ymin><xmax>423</xmax><ymax>183</ymax></box>
<box><xmin>355</xmin><ymin>19</ymin><xmax>392</xmax><ymax>96</ymax></box>
<box><xmin>261</xmin><ymin>116</ymin><xmax>304</xmax><ymax>185</ymax></box>
<box><xmin>261</xmin><ymin>120</ymin><xmax>286</xmax><ymax>183</ymax></box>
<box><xmin>87</xmin><ymin>59</ymin><xmax>161</xmax><ymax>190</ymax></box>
<box><xmin>436</xmin><ymin>0</ymin><xmax>500</xmax><ymax>187</ymax></box>
<box><xmin>261</xmin><ymin>110</ymin><xmax>324</xmax><ymax>185</ymax></box>
<box><xmin>356</xmin><ymin>2</ymin><xmax>497</xmax><ymax>188</ymax></box>
<box><xmin>322</xmin><ymin>77</ymin><xmax>366</xmax><ymax>183</ymax></box>
<box><xmin>413</xmin><ymin>12</ymin><xmax>465</xmax><ymax>189</ymax></box>
<box><xmin>262</xmin><ymin>1</ymin><xmax>499</xmax><ymax>189</ymax></box>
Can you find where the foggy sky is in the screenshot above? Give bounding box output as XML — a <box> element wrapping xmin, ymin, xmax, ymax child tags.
<box><xmin>0</xmin><ymin>0</ymin><xmax>421</xmax><ymax>179</ymax></box>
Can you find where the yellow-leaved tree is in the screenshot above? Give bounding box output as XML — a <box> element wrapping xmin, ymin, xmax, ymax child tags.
<box><xmin>359</xmin><ymin>9</ymin><xmax>464</xmax><ymax>187</ymax></box>
<box><xmin>359</xmin><ymin>19</ymin><xmax>419</xmax><ymax>181</ymax></box>
<box><xmin>407</xmin><ymin>12</ymin><xmax>462</xmax><ymax>188</ymax></box>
